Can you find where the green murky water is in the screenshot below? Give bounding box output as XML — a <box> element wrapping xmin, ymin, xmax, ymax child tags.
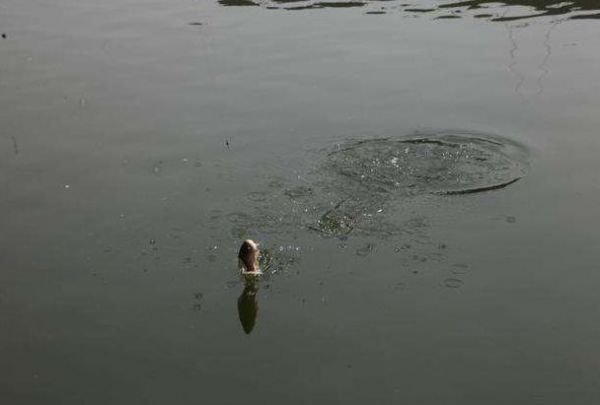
<box><xmin>1</xmin><ymin>1</ymin><xmax>600</xmax><ymax>404</ymax></box>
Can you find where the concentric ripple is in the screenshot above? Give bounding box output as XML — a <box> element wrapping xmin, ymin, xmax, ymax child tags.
<box><xmin>322</xmin><ymin>132</ymin><xmax>530</xmax><ymax>196</ymax></box>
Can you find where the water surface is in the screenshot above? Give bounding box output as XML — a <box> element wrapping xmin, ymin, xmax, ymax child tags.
<box><xmin>1</xmin><ymin>1</ymin><xmax>600</xmax><ymax>404</ymax></box>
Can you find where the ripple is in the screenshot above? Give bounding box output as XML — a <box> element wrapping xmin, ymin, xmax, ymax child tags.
<box><xmin>222</xmin><ymin>131</ymin><xmax>528</xmax><ymax>240</ymax></box>
<box><xmin>444</xmin><ymin>278</ymin><xmax>463</xmax><ymax>288</ymax></box>
<box><xmin>246</xmin><ymin>191</ymin><xmax>268</xmax><ymax>203</ymax></box>
<box><xmin>451</xmin><ymin>263</ymin><xmax>470</xmax><ymax>275</ymax></box>
<box><xmin>285</xmin><ymin>185</ymin><xmax>314</xmax><ymax>200</ymax></box>
<box><xmin>321</xmin><ymin>132</ymin><xmax>529</xmax><ymax>197</ymax></box>
<box><xmin>356</xmin><ymin>243</ymin><xmax>375</xmax><ymax>257</ymax></box>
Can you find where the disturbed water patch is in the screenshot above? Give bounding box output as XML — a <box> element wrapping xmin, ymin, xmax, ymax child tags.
<box><xmin>298</xmin><ymin>131</ymin><xmax>530</xmax><ymax>238</ymax></box>
<box><xmin>321</xmin><ymin>131</ymin><xmax>529</xmax><ymax>197</ymax></box>
<box><xmin>222</xmin><ymin>131</ymin><xmax>529</xmax><ymax>241</ymax></box>
<box><xmin>213</xmin><ymin>131</ymin><xmax>529</xmax><ymax>265</ymax></box>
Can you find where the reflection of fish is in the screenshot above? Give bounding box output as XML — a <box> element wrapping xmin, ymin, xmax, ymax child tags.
<box><xmin>237</xmin><ymin>278</ymin><xmax>259</xmax><ymax>334</ymax></box>
<box><xmin>237</xmin><ymin>240</ymin><xmax>264</xmax><ymax>334</ymax></box>
<box><xmin>238</xmin><ymin>239</ymin><xmax>261</xmax><ymax>273</ymax></box>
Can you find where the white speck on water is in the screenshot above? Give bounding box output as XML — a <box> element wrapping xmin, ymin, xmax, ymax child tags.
<box><xmin>377</xmin><ymin>208</ymin><xmax>383</xmax><ymax>213</ymax></box>
<box><xmin>64</xmin><ymin>184</ymin><xmax>70</xmax><ymax>189</ymax></box>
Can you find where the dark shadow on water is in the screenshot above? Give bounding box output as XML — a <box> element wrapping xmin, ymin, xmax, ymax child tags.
<box><xmin>216</xmin><ymin>0</ymin><xmax>600</xmax><ymax>21</ymax></box>
<box><xmin>439</xmin><ymin>0</ymin><xmax>600</xmax><ymax>21</ymax></box>
<box><xmin>218</xmin><ymin>0</ymin><xmax>259</xmax><ymax>6</ymax></box>
<box><xmin>237</xmin><ymin>276</ymin><xmax>260</xmax><ymax>334</ymax></box>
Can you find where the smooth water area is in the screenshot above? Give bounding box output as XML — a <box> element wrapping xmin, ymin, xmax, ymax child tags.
<box><xmin>1</xmin><ymin>1</ymin><xmax>600</xmax><ymax>403</ymax></box>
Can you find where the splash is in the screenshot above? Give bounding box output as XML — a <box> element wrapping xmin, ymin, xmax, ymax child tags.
<box><xmin>321</xmin><ymin>132</ymin><xmax>529</xmax><ymax>196</ymax></box>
